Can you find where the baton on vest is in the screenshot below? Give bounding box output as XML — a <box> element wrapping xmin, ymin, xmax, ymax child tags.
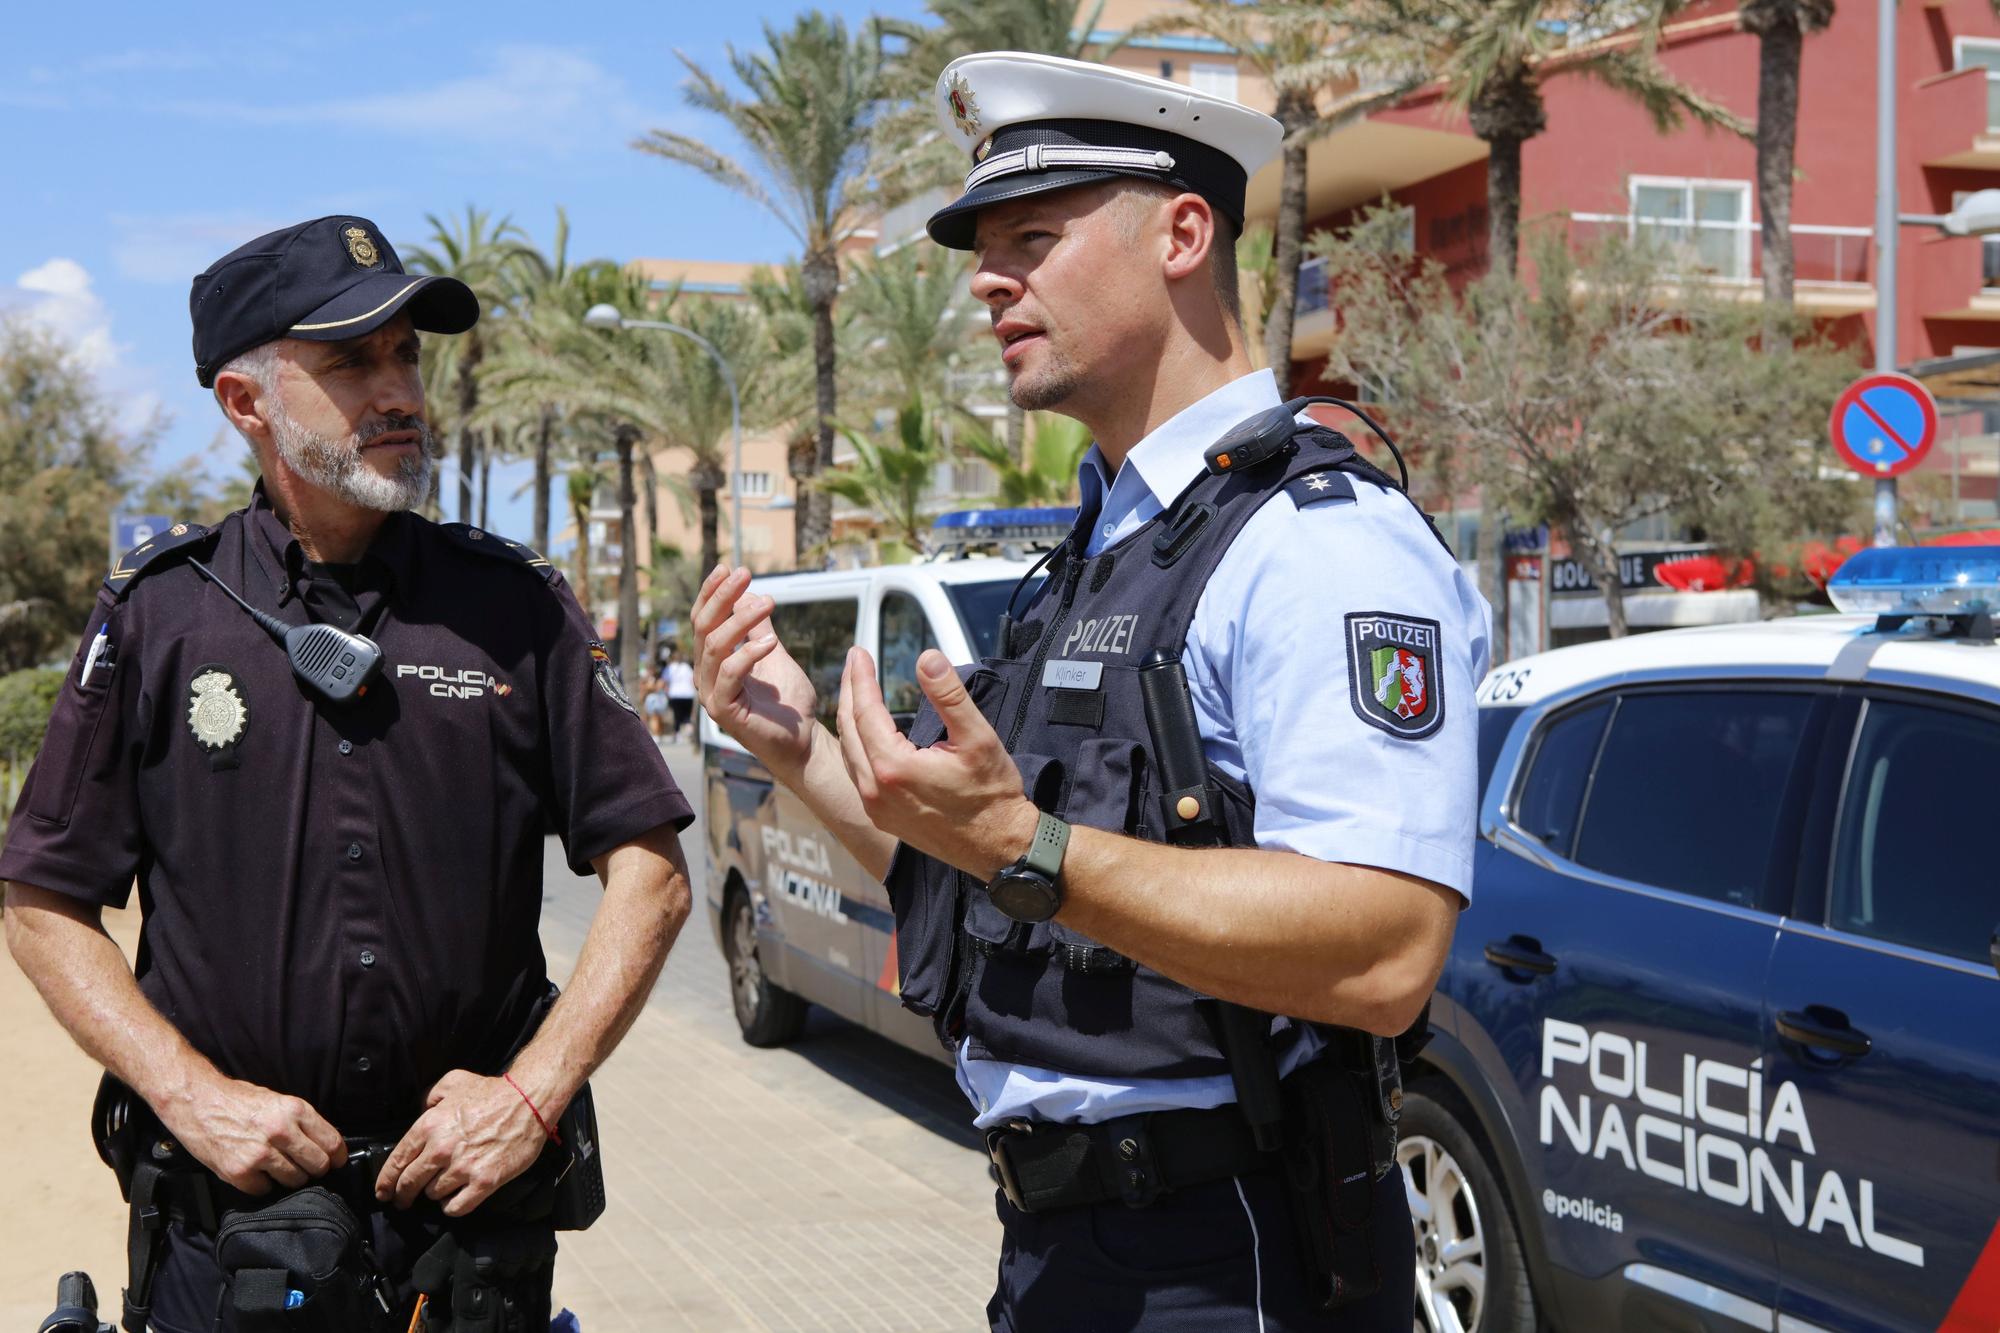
<box><xmin>1138</xmin><ymin>649</ymin><xmax>1285</xmax><ymax>1153</ymax></box>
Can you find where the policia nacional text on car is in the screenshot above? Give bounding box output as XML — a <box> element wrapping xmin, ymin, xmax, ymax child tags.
<box><xmin>0</xmin><ymin>217</ymin><xmax>698</xmax><ymax>1332</ymax></box>
<box><xmin>694</xmin><ymin>54</ymin><xmax>1491</xmax><ymax>1331</ymax></box>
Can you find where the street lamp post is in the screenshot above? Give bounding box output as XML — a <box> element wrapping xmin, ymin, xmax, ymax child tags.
<box><xmin>583</xmin><ymin>303</ymin><xmax>746</xmax><ymax>569</ymax></box>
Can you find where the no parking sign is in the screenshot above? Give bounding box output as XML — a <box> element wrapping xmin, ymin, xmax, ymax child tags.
<box><xmin>1829</xmin><ymin>372</ymin><xmax>1938</xmax><ymax>478</ymax></box>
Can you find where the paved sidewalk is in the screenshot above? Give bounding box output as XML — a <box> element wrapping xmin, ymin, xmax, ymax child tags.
<box><xmin>0</xmin><ymin>740</ymin><xmax>1001</xmax><ymax>1331</ymax></box>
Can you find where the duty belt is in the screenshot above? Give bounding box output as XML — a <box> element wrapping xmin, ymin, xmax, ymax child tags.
<box><xmin>985</xmin><ymin>1103</ymin><xmax>1277</xmax><ymax>1212</ymax></box>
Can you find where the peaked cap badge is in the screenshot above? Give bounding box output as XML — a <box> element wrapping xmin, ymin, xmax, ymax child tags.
<box><xmin>945</xmin><ymin>71</ymin><xmax>981</xmax><ymax>138</ymax></box>
<box><xmin>343</xmin><ymin>225</ymin><xmax>382</xmax><ymax>269</ymax></box>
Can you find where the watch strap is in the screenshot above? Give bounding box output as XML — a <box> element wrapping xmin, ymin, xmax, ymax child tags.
<box><xmin>1023</xmin><ymin>811</ymin><xmax>1069</xmax><ymax>881</ymax></box>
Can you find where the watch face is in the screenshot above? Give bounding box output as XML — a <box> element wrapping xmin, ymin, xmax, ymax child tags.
<box><xmin>990</xmin><ymin>871</ymin><xmax>1060</xmax><ymax>924</ymax></box>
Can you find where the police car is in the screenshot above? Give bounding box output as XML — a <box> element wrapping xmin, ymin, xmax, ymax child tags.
<box><xmin>1416</xmin><ymin>547</ymin><xmax>2000</xmax><ymax>1333</ymax></box>
<box><xmin>700</xmin><ymin>511</ymin><xmax>1054</xmax><ymax>1057</ymax></box>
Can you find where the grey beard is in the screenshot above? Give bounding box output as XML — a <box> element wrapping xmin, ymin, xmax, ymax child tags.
<box><xmin>267</xmin><ymin>397</ymin><xmax>437</xmax><ymax>513</ymax></box>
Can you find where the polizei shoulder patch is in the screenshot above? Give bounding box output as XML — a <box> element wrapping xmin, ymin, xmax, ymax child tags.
<box><xmin>1345</xmin><ymin>611</ymin><xmax>1444</xmax><ymax>740</ymax></box>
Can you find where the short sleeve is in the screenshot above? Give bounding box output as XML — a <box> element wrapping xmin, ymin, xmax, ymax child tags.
<box><xmin>1185</xmin><ymin>481</ymin><xmax>1492</xmax><ymax>903</ymax></box>
<box><xmin>537</xmin><ymin>575</ymin><xmax>694</xmax><ymax>875</ymax></box>
<box><xmin>0</xmin><ymin>590</ymin><xmax>147</xmax><ymax>906</ymax></box>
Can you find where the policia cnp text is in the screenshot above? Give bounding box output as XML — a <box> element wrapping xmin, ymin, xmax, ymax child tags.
<box><xmin>2</xmin><ymin>215</ymin><xmax>697</xmax><ymax>1332</ymax></box>
<box><xmin>693</xmin><ymin>52</ymin><xmax>1491</xmax><ymax>1332</ymax></box>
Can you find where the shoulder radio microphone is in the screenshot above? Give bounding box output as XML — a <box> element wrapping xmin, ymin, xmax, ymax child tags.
<box><xmin>188</xmin><ymin>559</ymin><xmax>383</xmax><ymax>704</ymax></box>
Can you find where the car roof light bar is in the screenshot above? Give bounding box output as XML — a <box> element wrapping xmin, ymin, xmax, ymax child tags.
<box><xmin>1827</xmin><ymin>545</ymin><xmax>2000</xmax><ymax>640</ymax></box>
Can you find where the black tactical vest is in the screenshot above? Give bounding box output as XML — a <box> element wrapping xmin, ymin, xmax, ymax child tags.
<box><xmin>885</xmin><ymin>419</ymin><xmax>1445</xmax><ymax>1081</ymax></box>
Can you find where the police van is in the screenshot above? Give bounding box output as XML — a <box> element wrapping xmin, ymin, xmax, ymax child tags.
<box><xmin>1418</xmin><ymin>547</ymin><xmax>2000</xmax><ymax>1332</ymax></box>
<box><xmin>699</xmin><ymin>511</ymin><xmax>1053</xmax><ymax>1057</ymax></box>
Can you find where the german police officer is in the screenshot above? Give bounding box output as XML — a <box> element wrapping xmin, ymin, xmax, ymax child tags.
<box><xmin>1</xmin><ymin>216</ymin><xmax>696</xmax><ymax>1332</ymax></box>
<box><xmin>695</xmin><ymin>54</ymin><xmax>1490</xmax><ymax>1330</ymax></box>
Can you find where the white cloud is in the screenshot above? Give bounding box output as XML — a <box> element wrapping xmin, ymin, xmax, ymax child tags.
<box><xmin>10</xmin><ymin>259</ymin><xmax>163</xmax><ymax>434</ymax></box>
<box><xmin>160</xmin><ymin>45</ymin><xmax>680</xmax><ymax>156</ymax></box>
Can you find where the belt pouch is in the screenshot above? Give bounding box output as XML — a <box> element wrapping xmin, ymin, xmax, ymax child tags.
<box><xmin>1281</xmin><ymin>1060</ymin><xmax>1383</xmax><ymax>1309</ymax></box>
<box><xmin>213</xmin><ymin>1187</ymin><xmax>394</xmax><ymax>1332</ymax></box>
<box><xmin>413</xmin><ymin>1229</ymin><xmax>557</xmax><ymax>1333</ymax></box>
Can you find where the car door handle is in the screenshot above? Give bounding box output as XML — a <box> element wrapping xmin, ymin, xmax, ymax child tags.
<box><xmin>1484</xmin><ymin>936</ymin><xmax>1557</xmax><ymax>977</ymax></box>
<box><xmin>1776</xmin><ymin>1007</ymin><xmax>1872</xmax><ymax>1058</ymax></box>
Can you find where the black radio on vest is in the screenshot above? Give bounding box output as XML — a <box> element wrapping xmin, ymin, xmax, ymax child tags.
<box><xmin>187</xmin><ymin>558</ymin><xmax>384</xmax><ymax>704</ymax></box>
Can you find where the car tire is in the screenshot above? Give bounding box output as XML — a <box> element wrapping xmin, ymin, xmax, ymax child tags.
<box><xmin>723</xmin><ymin>887</ymin><xmax>808</xmax><ymax>1048</ymax></box>
<box><xmin>1399</xmin><ymin>1086</ymin><xmax>1540</xmax><ymax>1333</ymax></box>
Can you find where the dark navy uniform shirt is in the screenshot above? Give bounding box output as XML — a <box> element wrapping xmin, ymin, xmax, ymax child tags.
<box><xmin>0</xmin><ymin>487</ymin><xmax>692</xmax><ymax>1132</ymax></box>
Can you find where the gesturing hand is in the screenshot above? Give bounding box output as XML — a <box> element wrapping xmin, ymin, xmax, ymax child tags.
<box><xmin>836</xmin><ymin>646</ymin><xmax>1039</xmax><ymax>880</ymax></box>
<box><xmin>374</xmin><ymin>1070</ymin><xmax>548</xmax><ymax>1218</ymax></box>
<box><xmin>162</xmin><ymin>1074</ymin><xmax>347</xmax><ymax>1195</ymax></box>
<box><xmin>691</xmin><ymin>564</ymin><xmax>818</xmax><ymax>780</ymax></box>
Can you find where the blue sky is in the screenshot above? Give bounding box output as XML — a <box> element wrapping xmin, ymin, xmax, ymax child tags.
<box><xmin>1</xmin><ymin>0</ymin><xmax>926</xmax><ymax>547</ymax></box>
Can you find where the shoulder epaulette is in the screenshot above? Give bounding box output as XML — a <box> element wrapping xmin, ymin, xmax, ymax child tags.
<box><xmin>438</xmin><ymin>523</ymin><xmax>559</xmax><ymax>586</ymax></box>
<box><xmin>103</xmin><ymin>522</ymin><xmax>217</xmax><ymax>600</ymax></box>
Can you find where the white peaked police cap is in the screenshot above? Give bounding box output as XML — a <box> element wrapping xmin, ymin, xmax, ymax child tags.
<box><xmin>924</xmin><ymin>51</ymin><xmax>1284</xmax><ymax>250</ymax></box>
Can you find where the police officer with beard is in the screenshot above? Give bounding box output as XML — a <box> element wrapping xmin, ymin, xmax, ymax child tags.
<box><xmin>693</xmin><ymin>55</ymin><xmax>1490</xmax><ymax>1329</ymax></box>
<box><xmin>2</xmin><ymin>216</ymin><xmax>696</xmax><ymax>1331</ymax></box>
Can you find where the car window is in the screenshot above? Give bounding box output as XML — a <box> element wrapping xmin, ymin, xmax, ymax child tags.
<box><xmin>1511</xmin><ymin>701</ymin><xmax>1610</xmax><ymax>858</ymax></box>
<box><xmin>770</xmin><ymin>598</ymin><xmax>857</xmax><ymax>732</ymax></box>
<box><xmin>1477</xmin><ymin>705</ymin><xmax>1524</xmax><ymax>801</ymax></box>
<box><xmin>878</xmin><ymin>591</ymin><xmax>940</xmax><ymax>722</ymax></box>
<box><xmin>1574</xmin><ymin>691</ymin><xmax>1814</xmax><ymax>909</ymax></box>
<box><xmin>1828</xmin><ymin>699</ymin><xmax>2000</xmax><ymax>964</ymax></box>
<box><xmin>946</xmin><ymin>577</ymin><xmax>1041</xmax><ymax>661</ymax></box>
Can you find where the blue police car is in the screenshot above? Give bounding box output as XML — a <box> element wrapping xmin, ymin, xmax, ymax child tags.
<box><xmin>1416</xmin><ymin>548</ymin><xmax>2000</xmax><ymax>1332</ymax></box>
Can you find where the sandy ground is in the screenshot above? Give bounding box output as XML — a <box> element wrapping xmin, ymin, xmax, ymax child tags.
<box><xmin>0</xmin><ymin>901</ymin><xmax>137</xmax><ymax>1329</ymax></box>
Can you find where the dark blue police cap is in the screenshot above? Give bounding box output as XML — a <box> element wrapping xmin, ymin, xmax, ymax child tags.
<box><xmin>190</xmin><ymin>215</ymin><xmax>479</xmax><ymax>387</ymax></box>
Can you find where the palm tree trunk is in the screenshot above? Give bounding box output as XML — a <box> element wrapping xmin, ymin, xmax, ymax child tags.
<box><xmin>1756</xmin><ymin>16</ymin><xmax>1803</xmax><ymax>336</ymax></box>
<box><xmin>478</xmin><ymin>435</ymin><xmax>492</xmax><ymax>531</ymax></box>
<box><xmin>1486</xmin><ymin>134</ymin><xmax>1524</xmax><ymax>279</ymax></box>
<box><xmin>456</xmin><ymin>428</ymin><xmax>476</xmax><ymax>523</ymax></box>
<box><xmin>803</xmin><ymin>247</ymin><xmax>840</xmax><ymax>562</ymax></box>
<box><xmin>533</xmin><ymin>408</ymin><xmax>553</xmax><ymax>555</ymax></box>
<box><xmin>615</xmin><ymin>425</ymin><xmax>641</xmax><ymax>687</ymax></box>
<box><xmin>698</xmin><ymin>484</ymin><xmax>721</xmax><ymax>584</ymax></box>
<box><xmin>639</xmin><ymin>452</ymin><xmax>661</xmax><ymax>572</ymax></box>
<box><xmin>455</xmin><ymin>337</ymin><xmax>483</xmax><ymax>523</ymax></box>
<box><xmin>1265</xmin><ymin>96</ymin><xmax>1314</xmax><ymax>397</ymax></box>
<box><xmin>573</xmin><ymin>503</ymin><xmax>592</xmax><ymax>610</ymax></box>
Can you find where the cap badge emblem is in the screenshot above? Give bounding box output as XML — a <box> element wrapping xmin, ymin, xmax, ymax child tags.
<box><xmin>946</xmin><ymin>72</ymin><xmax>981</xmax><ymax>138</ymax></box>
<box><xmin>187</xmin><ymin>668</ymin><xmax>248</xmax><ymax>750</ymax></box>
<box><xmin>343</xmin><ymin>225</ymin><xmax>382</xmax><ymax>269</ymax></box>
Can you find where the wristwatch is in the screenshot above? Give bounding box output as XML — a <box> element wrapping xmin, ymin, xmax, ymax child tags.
<box><xmin>988</xmin><ymin>812</ymin><xmax>1070</xmax><ymax>923</ymax></box>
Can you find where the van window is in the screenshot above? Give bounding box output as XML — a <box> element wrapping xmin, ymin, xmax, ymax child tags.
<box><xmin>946</xmin><ymin>578</ymin><xmax>1041</xmax><ymax>661</ymax></box>
<box><xmin>1573</xmin><ymin>690</ymin><xmax>1812</xmax><ymax>909</ymax></box>
<box><xmin>878</xmin><ymin>592</ymin><xmax>940</xmax><ymax>722</ymax></box>
<box><xmin>1829</xmin><ymin>699</ymin><xmax>2000</xmax><ymax>964</ymax></box>
<box><xmin>771</xmin><ymin>598</ymin><xmax>858</xmax><ymax>731</ymax></box>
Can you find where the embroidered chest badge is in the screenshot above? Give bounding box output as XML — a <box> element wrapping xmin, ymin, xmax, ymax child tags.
<box><xmin>187</xmin><ymin>666</ymin><xmax>249</xmax><ymax>750</ymax></box>
<box><xmin>1345</xmin><ymin>612</ymin><xmax>1444</xmax><ymax>740</ymax></box>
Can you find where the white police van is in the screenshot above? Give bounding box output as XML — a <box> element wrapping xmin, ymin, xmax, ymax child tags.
<box><xmin>1416</xmin><ymin>547</ymin><xmax>2000</xmax><ymax>1332</ymax></box>
<box><xmin>699</xmin><ymin>511</ymin><xmax>1055</xmax><ymax>1057</ymax></box>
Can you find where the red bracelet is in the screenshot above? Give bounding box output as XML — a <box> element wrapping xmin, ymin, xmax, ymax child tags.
<box><xmin>503</xmin><ymin>1072</ymin><xmax>562</xmax><ymax>1145</ymax></box>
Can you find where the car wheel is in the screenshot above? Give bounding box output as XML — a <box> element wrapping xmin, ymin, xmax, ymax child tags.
<box><xmin>1399</xmin><ymin>1087</ymin><xmax>1539</xmax><ymax>1333</ymax></box>
<box><xmin>723</xmin><ymin>887</ymin><xmax>807</xmax><ymax>1047</ymax></box>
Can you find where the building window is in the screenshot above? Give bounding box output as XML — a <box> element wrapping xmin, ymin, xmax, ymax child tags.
<box><xmin>1629</xmin><ymin>176</ymin><xmax>1750</xmax><ymax>280</ymax></box>
<box><xmin>1159</xmin><ymin>59</ymin><xmax>1174</xmax><ymax>79</ymax></box>
<box><xmin>734</xmin><ymin>471</ymin><xmax>773</xmax><ymax>498</ymax></box>
<box><xmin>1189</xmin><ymin>63</ymin><xmax>1239</xmax><ymax>102</ymax></box>
<box><xmin>1956</xmin><ymin>38</ymin><xmax>2000</xmax><ymax>131</ymax></box>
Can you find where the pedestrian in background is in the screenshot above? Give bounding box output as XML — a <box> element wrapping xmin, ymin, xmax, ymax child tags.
<box><xmin>665</xmin><ymin>647</ymin><xmax>697</xmax><ymax>743</ymax></box>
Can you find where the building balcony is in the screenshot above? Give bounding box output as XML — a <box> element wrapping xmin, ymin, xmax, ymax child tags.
<box><xmin>1566</xmin><ymin>214</ymin><xmax>1875</xmax><ymax>315</ymax></box>
<box><xmin>1916</xmin><ymin>233</ymin><xmax>2000</xmax><ymax>321</ymax></box>
<box><xmin>1916</xmin><ymin>66</ymin><xmax>2000</xmax><ymax>171</ymax></box>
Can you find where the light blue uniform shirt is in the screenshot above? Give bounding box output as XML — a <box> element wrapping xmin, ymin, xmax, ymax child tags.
<box><xmin>957</xmin><ymin>368</ymin><xmax>1491</xmax><ymax>1129</ymax></box>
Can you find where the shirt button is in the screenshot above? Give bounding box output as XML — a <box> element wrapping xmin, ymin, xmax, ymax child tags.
<box><xmin>1102</xmin><ymin>524</ymin><xmax>1115</xmax><ymax>538</ymax></box>
<box><xmin>355</xmin><ymin>1056</ymin><xmax>373</xmax><ymax>1073</ymax></box>
<box><xmin>338</xmin><ymin>740</ymin><xmax>353</xmax><ymax>756</ymax></box>
<box><xmin>345</xmin><ymin>842</ymin><xmax>362</xmax><ymax>862</ymax></box>
<box><xmin>358</xmin><ymin>949</ymin><xmax>376</xmax><ymax>968</ymax></box>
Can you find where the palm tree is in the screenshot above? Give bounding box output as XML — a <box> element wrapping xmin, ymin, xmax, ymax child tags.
<box><xmin>406</xmin><ymin>207</ymin><xmax>533</xmax><ymax>523</ymax></box>
<box><xmin>1125</xmin><ymin>3</ymin><xmax>1416</xmax><ymax>397</ymax></box>
<box><xmin>490</xmin><ymin>209</ymin><xmax>582</xmax><ymax>553</ymax></box>
<box><xmin>1347</xmin><ymin>0</ymin><xmax>1747</xmax><ymax>276</ymax></box>
<box><xmin>822</xmin><ymin>399</ymin><xmax>945</xmax><ymax>556</ymax></box>
<box><xmin>961</xmin><ymin>412</ymin><xmax>1092</xmax><ymax>506</ymax></box>
<box><xmin>635</xmin><ymin>12</ymin><xmax>882</xmax><ymax>562</ymax></box>
<box><xmin>565</xmin><ymin>465</ymin><xmax>602</xmax><ymax>608</ymax></box>
<box><xmin>1740</xmin><ymin>0</ymin><xmax>1834</xmax><ymax>331</ymax></box>
<box><xmin>842</xmin><ymin>243</ymin><xmax>974</xmax><ymax>409</ymax></box>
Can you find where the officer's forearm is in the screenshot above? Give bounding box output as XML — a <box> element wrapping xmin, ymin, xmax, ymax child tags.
<box><xmin>1049</xmin><ymin>831</ymin><xmax>1459</xmax><ymax>1036</ymax></box>
<box><xmin>2</xmin><ymin>881</ymin><xmax>223</xmax><ymax>1110</ymax></box>
<box><xmin>504</xmin><ymin>826</ymin><xmax>691</xmax><ymax>1119</ymax></box>
<box><xmin>785</xmin><ymin>721</ymin><xmax>899</xmax><ymax>882</ymax></box>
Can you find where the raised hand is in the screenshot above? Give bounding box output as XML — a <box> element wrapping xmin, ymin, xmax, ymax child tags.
<box><xmin>691</xmin><ymin>564</ymin><xmax>819</xmax><ymax>780</ymax></box>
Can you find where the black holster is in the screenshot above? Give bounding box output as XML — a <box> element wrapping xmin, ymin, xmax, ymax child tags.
<box><xmin>410</xmin><ymin>1229</ymin><xmax>557</xmax><ymax>1333</ymax></box>
<box><xmin>1278</xmin><ymin>1031</ymin><xmax>1409</xmax><ymax>1311</ymax></box>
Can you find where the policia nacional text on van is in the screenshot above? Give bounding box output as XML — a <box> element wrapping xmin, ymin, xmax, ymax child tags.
<box><xmin>1</xmin><ymin>217</ymin><xmax>697</xmax><ymax>1333</ymax></box>
<box><xmin>694</xmin><ymin>54</ymin><xmax>1491</xmax><ymax>1331</ymax></box>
